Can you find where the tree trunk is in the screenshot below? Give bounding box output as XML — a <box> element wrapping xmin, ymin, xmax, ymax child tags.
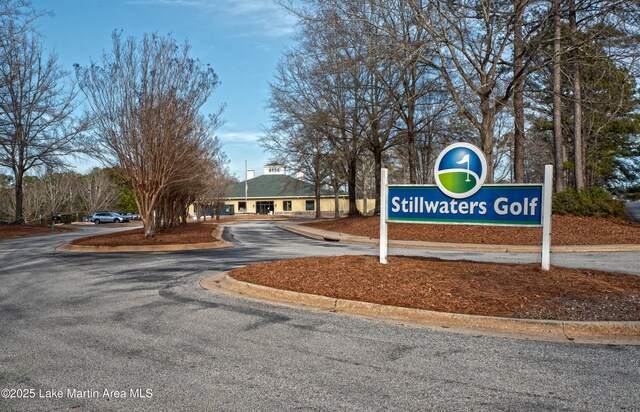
<box><xmin>181</xmin><ymin>205</ymin><xmax>188</xmax><ymax>225</ymax></box>
<box><xmin>334</xmin><ymin>192</ymin><xmax>340</xmax><ymax>218</ymax></box>
<box><xmin>407</xmin><ymin>133</ymin><xmax>417</xmax><ymax>184</ymax></box>
<box><xmin>512</xmin><ymin>0</ymin><xmax>525</xmax><ymax>183</ymax></box>
<box><xmin>368</xmin><ymin>90</ymin><xmax>381</xmax><ymax>213</ymax></box>
<box><xmin>362</xmin><ymin>169</ymin><xmax>368</xmax><ymax>216</ymax></box>
<box><xmin>13</xmin><ymin>171</ymin><xmax>24</xmax><ymax>224</ymax></box>
<box><xmin>347</xmin><ymin>157</ymin><xmax>358</xmax><ymax>216</ymax></box>
<box><xmin>145</xmin><ymin>222</ymin><xmax>156</xmax><ymax>237</ymax></box>
<box><xmin>142</xmin><ymin>210</ymin><xmax>156</xmax><ymax>238</ymax></box>
<box><xmin>405</xmin><ymin>63</ymin><xmax>418</xmax><ymax>184</ymax></box>
<box><xmin>136</xmin><ymin>190</ymin><xmax>157</xmax><ymax>238</ymax></box>
<box><xmin>480</xmin><ymin>96</ymin><xmax>495</xmax><ymax>183</ymax></box>
<box><xmin>552</xmin><ymin>0</ymin><xmax>565</xmax><ymax>192</ymax></box>
<box><xmin>573</xmin><ymin>71</ymin><xmax>585</xmax><ymax>190</ymax></box>
<box><xmin>315</xmin><ymin>181</ymin><xmax>321</xmax><ymax>219</ymax></box>
<box><xmin>570</xmin><ymin>0</ymin><xmax>585</xmax><ymax>190</ymax></box>
<box><xmin>373</xmin><ymin>149</ymin><xmax>382</xmax><ymax>215</ymax></box>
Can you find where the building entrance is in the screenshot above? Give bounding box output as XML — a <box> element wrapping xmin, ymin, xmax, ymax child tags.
<box><xmin>256</xmin><ymin>201</ymin><xmax>274</xmax><ymax>215</ymax></box>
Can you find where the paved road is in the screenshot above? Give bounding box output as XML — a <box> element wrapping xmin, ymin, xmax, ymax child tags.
<box><xmin>1</xmin><ymin>222</ymin><xmax>639</xmax><ymax>411</ymax></box>
<box><xmin>627</xmin><ymin>201</ymin><xmax>640</xmax><ymax>223</ymax></box>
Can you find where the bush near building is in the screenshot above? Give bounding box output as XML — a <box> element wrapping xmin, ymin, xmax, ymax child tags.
<box><xmin>553</xmin><ymin>188</ymin><xmax>626</xmax><ymax>218</ymax></box>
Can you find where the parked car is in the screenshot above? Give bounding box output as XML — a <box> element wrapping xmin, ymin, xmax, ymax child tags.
<box><xmin>119</xmin><ymin>212</ymin><xmax>140</xmax><ymax>221</ymax></box>
<box><xmin>90</xmin><ymin>211</ymin><xmax>129</xmax><ymax>224</ymax></box>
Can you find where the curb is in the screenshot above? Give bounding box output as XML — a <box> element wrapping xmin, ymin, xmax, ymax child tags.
<box><xmin>279</xmin><ymin>222</ymin><xmax>640</xmax><ymax>253</ymax></box>
<box><xmin>58</xmin><ymin>225</ymin><xmax>231</xmax><ymax>253</ymax></box>
<box><xmin>200</xmin><ymin>273</ymin><xmax>640</xmax><ymax>345</ymax></box>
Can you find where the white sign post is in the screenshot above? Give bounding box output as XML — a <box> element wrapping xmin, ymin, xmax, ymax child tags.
<box><xmin>541</xmin><ymin>164</ymin><xmax>553</xmax><ymax>271</ymax></box>
<box><xmin>379</xmin><ymin>168</ymin><xmax>388</xmax><ymax>264</ymax></box>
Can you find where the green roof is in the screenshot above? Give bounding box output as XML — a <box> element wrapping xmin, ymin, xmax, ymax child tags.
<box><xmin>228</xmin><ymin>174</ymin><xmax>336</xmax><ymax>199</ymax></box>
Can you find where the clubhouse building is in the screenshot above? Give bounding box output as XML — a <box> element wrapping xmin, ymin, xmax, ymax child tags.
<box><xmin>225</xmin><ymin>163</ymin><xmax>374</xmax><ymax>215</ymax></box>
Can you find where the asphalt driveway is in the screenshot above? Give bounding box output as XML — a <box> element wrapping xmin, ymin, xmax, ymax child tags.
<box><xmin>628</xmin><ymin>200</ymin><xmax>640</xmax><ymax>223</ymax></box>
<box><xmin>0</xmin><ymin>222</ymin><xmax>638</xmax><ymax>411</ymax></box>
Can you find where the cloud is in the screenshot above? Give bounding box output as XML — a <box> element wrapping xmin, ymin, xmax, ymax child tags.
<box><xmin>225</xmin><ymin>1</ymin><xmax>298</xmax><ymax>37</ymax></box>
<box><xmin>217</xmin><ymin>131</ymin><xmax>270</xmax><ymax>177</ymax></box>
<box><xmin>123</xmin><ymin>0</ymin><xmax>297</xmax><ymax>38</ymax></box>
<box><xmin>218</xmin><ymin>131</ymin><xmax>264</xmax><ymax>145</ymax></box>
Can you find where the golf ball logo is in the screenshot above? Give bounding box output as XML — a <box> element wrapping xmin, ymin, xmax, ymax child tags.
<box><xmin>434</xmin><ymin>143</ymin><xmax>487</xmax><ymax>199</ymax></box>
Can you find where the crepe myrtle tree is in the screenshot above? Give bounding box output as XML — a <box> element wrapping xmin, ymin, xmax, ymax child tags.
<box><xmin>76</xmin><ymin>32</ymin><xmax>224</xmax><ymax>238</ymax></box>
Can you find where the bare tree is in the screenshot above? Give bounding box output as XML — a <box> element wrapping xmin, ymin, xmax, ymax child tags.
<box><xmin>76</xmin><ymin>32</ymin><xmax>224</xmax><ymax>237</ymax></box>
<box><xmin>0</xmin><ymin>21</ymin><xmax>88</xmax><ymax>223</ymax></box>
<box><xmin>151</xmin><ymin>116</ymin><xmax>225</xmax><ymax>228</ymax></box>
<box><xmin>512</xmin><ymin>0</ymin><xmax>526</xmax><ymax>183</ymax></box>
<box><xmin>0</xmin><ymin>0</ymin><xmax>39</xmax><ymax>39</ymax></box>
<box><xmin>336</xmin><ymin>0</ymin><xmax>401</xmax><ymax>213</ymax></box>
<box><xmin>264</xmin><ymin>118</ymin><xmax>331</xmax><ymax>218</ymax></box>
<box><xmin>273</xmin><ymin>0</ymin><xmax>640</xmax><ymax>200</ymax></box>
<box><xmin>35</xmin><ymin>170</ymin><xmax>74</xmax><ymax>219</ymax></box>
<box><xmin>0</xmin><ymin>172</ymin><xmax>11</xmax><ymax>220</ymax></box>
<box><xmin>76</xmin><ymin>168</ymin><xmax>119</xmax><ymax>217</ymax></box>
<box><xmin>407</xmin><ymin>0</ymin><xmax>551</xmax><ymax>182</ymax></box>
<box><xmin>205</xmin><ymin>163</ymin><xmax>235</xmax><ymax>221</ymax></box>
<box><xmin>1</xmin><ymin>171</ymin><xmax>76</xmax><ymax>223</ymax></box>
<box><xmin>268</xmin><ymin>41</ymin><xmax>363</xmax><ymax>216</ymax></box>
<box><xmin>366</xmin><ymin>0</ymin><xmax>449</xmax><ymax>185</ymax></box>
<box><xmin>7</xmin><ymin>175</ymin><xmax>42</xmax><ymax>222</ymax></box>
<box><xmin>552</xmin><ymin>0</ymin><xmax>566</xmax><ymax>191</ymax></box>
<box><xmin>568</xmin><ymin>0</ymin><xmax>586</xmax><ymax>189</ymax></box>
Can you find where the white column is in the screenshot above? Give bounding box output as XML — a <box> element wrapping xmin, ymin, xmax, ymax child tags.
<box><xmin>379</xmin><ymin>168</ymin><xmax>388</xmax><ymax>264</ymax></box>
<box><xmin>541</xmin><ymin>164</ymin><xmax>553</xmax><ymax>270</ymax></box>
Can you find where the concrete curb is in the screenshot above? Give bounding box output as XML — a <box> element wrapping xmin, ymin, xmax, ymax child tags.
<box><xmin>279</xmin><ymin>222</ymin><xmax>640</xmax><ymax>253</ymax></box>
<box><xmin>200</xmin><ymin>273</ymin><xmax>640</xmax><ymax>345</ymax></box>
<box><xmin>58</xmin><ymin>225</ymin><xmax>231</xmax><ymax>253</ymax></box>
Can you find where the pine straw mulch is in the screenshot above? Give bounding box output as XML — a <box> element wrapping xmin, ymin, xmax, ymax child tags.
<box><xmin>230</xmin><ymin>255</ymin><xmax>640</xmax><ymax>321</ymax></box>
<box><xmin>0</xmin><ymin>224</ymin><xmax>76</xmax><ymax>241</ymax></box>
<box><xmin>304</xmin><ymin>215</ymin><xmax>640</xmax><ymax>245</ymax></box>
<box><xmin>70</xmin><ymin>222</ymin><xmax>219</xmax><ymax>246</ymax></box>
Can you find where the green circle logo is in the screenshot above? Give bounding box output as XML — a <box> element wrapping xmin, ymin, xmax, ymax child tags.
<box><xmin>434</xmin><ymin>143</ymin><xmax>487</xmax><ymax>199</ymax></box>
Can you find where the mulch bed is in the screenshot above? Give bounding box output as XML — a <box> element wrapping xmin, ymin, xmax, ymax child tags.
<box><xmin>305</xmin><ymin>215</ymin><xmax>640</xmax><ymax>245</ymax></box>
<box><xmin>230</xmin><ymin>255</ymin><xmax>640</xmax><ymax>321</ymax></box>
<box><xmin>70</xmin><ymin>222</ymin><xmax>219</xmax><ymax>246</ymax></box>
<box><xmin>0</xmin><ymin>224</ymin><xmax>76</xmax><ymax>241</ymax></box>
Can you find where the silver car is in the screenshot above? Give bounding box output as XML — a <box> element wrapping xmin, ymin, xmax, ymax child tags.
<box><xmin>90</xmin><ymin>211</ymin><xmax>129</xmax><ymax>224</ymax></box>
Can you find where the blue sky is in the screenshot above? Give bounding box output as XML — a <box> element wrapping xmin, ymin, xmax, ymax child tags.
<box><xmin>31</xmin><ymin>0</ymin><xmax>298</xmax><ymax>178</ymax></box>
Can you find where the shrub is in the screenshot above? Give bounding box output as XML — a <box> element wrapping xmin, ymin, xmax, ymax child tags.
<box><xmin>552</xmin><ymin>188</ymin><xmax>626</xmax><ymax>218</ymax></box>
<box><xmin>60</xmin><ymin>214</ymin><xmax>77</xmax><ymax>224</ymax></box>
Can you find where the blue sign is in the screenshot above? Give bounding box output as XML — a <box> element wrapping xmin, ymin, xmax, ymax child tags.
<box><xmin>388</xmin><ymin>185</ymin><xmax>543</xmax><ymax>226</ymax></box>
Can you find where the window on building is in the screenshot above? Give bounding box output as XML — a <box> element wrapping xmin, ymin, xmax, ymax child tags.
<box><xmin>283</xmin><ymin>201</ymin><xmax>292</xmax><ymax>211</ymax></box>
<box><xmin>238</xmin><ymin>201</ymin><xmax>247</xmax><ymax>212</ymax></box>
<box><xmin>305</xmin><ymin>200</ymin><xmax>315</xmax><ymax>211</ymax></box>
